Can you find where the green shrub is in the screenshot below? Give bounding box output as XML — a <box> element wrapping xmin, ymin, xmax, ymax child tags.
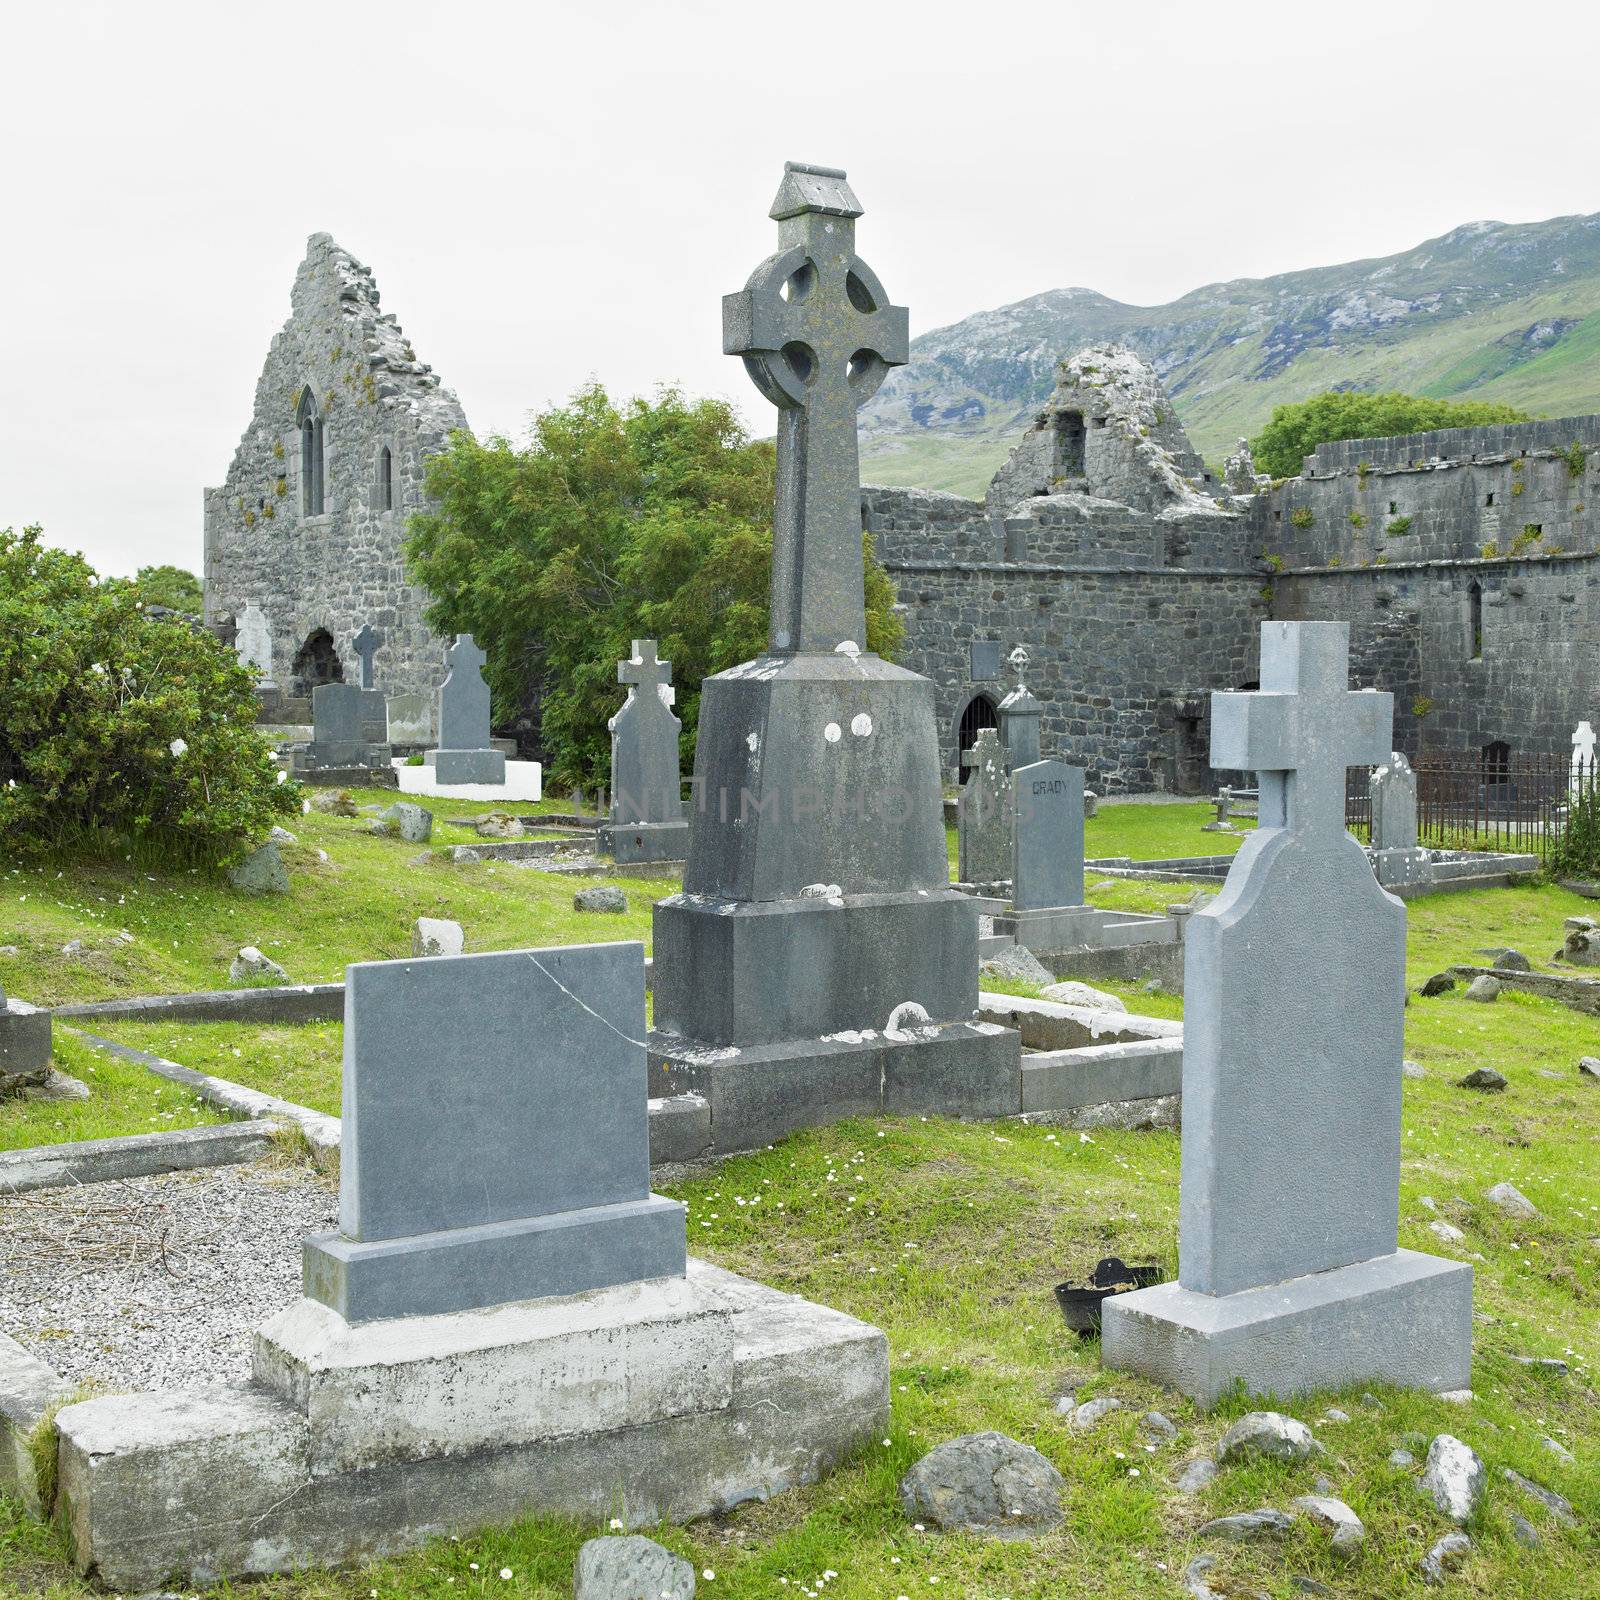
<box><xmin>1386</xmin><ymin>515</ymin><xmax>1412</xmax><ymax>536</ymax></box>
<box><xmin>1553</xmin><ymin>780</ymin><xmax>1600</xmax><ymax>878</ymax></box>
<box><xmin>1349</xmin><ymin>510</ymin><xmax>1367</xmax><ymax>530</ymax></box>
<box><xmin>405</xmin><ymin>753</ymin><xmax>425</xmax><ymax>767</ymax></box>
<box><xmin>1289</xmin><ymin>506</ymin><xmax>1315</xmax><ymax>529</ymax></box>
<box><xmin>0</xmin><ymin>526</ymin><xmax>298</xmax><ymax>865</ymax></box>
<box><xmin>1564</xmin><ymin>441</ymin><xmax>1587</xmax><ymax>477</ymax></box>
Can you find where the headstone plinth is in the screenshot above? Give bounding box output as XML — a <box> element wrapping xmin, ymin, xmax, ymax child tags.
<box><xmin>292</xmin><ymin>681</ymin><xmax>393</xmax><ymax>782</ymax></box>
<box><xmin>1102</xmin><ymin>623</ymin><xmax>1472</xmax><ymax>1405</ymax></box>
<box><xmin>425</xmin><ymin>634</ymin><xmax>506</xmax><ymax>785</ymax></box>
<box><xmin>600</xmin><ymin>640</ymin><xmax>690</xmax><ymax>865</ymax></box>
<box><xmin>648</xmin><ymin>164</ymin><xmax>1018</xmax><ymax>1152</ymax></box>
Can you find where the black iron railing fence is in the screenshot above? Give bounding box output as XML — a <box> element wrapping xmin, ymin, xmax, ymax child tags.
<box><xmin>1345</xmin><ymin>751</ymin><xmax>1596</xmax><ymax>860</ymax></box>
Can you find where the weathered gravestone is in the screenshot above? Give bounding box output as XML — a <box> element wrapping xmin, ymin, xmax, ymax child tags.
<box><xmin>0</xmin><ymin>977</ymin><xmax>53</xmax><ymax>1094</ymax></box>
<box><xmin>235</xmin><ymin>602</ymin><xmax>275</xmax><ymax>686</ymax></box>
<box><xmin>998</xmin><ymin>645</ymin><xmax>1042</xmax><ymax>768</ymax></box>
<box><xmin>293</xmin><ymin>681</ymin><xmax>392</xmax><ymax>779</ymax></box>
<box><xmin>426</xmin><ymin>633</ymin><xmax>506</xmax><ymax>784</ymax></box>
<box><xmin>1574</xmin><ymin>719</ymin><xmax>1596</xmax><ymax>794</ymax></box>
<box><xmin>649</xmin><ymin>162</ymin><xmax>1015</xmax><ymax>1151</ymax></box>
<box><xmin>993</xmin><ymin>757</ymin><xmax>1095</xmax><ymax>952</ymax></box>
<box><xmin>385</xmin><ymin>690</ymin><xmax>434</xmax><ymax>746</ymax></box>
<box><xmin>352</xmin><ymin>623</ymin><xmax>383</xmax><ymax>691</ymax></box>
<box><xmin>1370</xmin><ymin>750</ymin><xmax>1429</xmax><ymax>888</ymax></box>
<box><xmin>958</xmin><ymin>728</ymin><xmax>1012</xmax><ymax>885</ymax></box>
<box><xmin>57</xmin><ymin>939</ymin><xmax>890</xmax><ymax>1584</ymax></box>
<box><xmin>1102</xmin><ymin>621</ymin><xmax>1472</xmax><ymax>1404</ymax></box>
<box><xmin>601</xmin><ymin>640</ymin><xmax>690</xmax><ymax>865</ymax></box>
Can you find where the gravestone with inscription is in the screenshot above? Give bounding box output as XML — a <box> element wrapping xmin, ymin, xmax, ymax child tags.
<box><xmin>992</xmin><ymin>756</ymin><xmax>1097</xmax><ymax>952</ymax></box>
<box><xmin>1102</xmin><ymin>621</ymin><xmax>1472</xmax><ymax>1404</ymax></box>
<box><xmin>1369</xmin><ymin>750</ymin><xmax>1429</xmax><ymax>888</ymax></box>
<box><xmin>235</xmin><ymin>602</ymin><xmax>275</xmax><ymax>687</ymax></box>
<box><xmin>293</xmin><ymin>680</ymin><xmax>392</xmax><ymax>778</ymax></box>
<box><xmin>958</xmin><ymin>727</ymin><xmax>1011</xmax><ymax>885</ymax></box>
<box><xmin>426</xmin><ymin>634</ymin><xmax>506</xmax><ymax>784</ymax></box>
<box><xmin>649</xmin><ymin>162</ymin><xmax>1016</xmax><ymax>1152</ymax></box>
<box><xmin>601</xmin><ymin>640</ymin><xmax>691</xmax><ymax>865</ymax></box>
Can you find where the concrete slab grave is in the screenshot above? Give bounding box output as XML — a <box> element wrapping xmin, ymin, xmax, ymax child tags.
<box><xmin>47</xmin><ymin>936</ymin><xmax>890</xmax><ymax>1585</ymax></box>
<box><xmin>648</xmin><ymin>162</ymin><xmax>1019</xmax><ymax>1152</ymax></box>
<box><xmin>1102</xmin><ymin>621</ymin><xmax>1472</xmax><ymax>1404</ymax></box>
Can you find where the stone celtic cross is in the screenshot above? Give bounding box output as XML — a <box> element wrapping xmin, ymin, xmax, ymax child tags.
<box><xmin>1210</xmin><ymin>623</ymin><xmax>1391</xmax><ymax>841</ymax></box>
<box><xmin>619</xmin><ymin>639</ymin><xmax>673</xmax><ymax>705</ymax></box>
<box><xmin>723</xmin><ymin>162</ymin><xmax>909</xmax><ymax>655</ymax></box>
<box><xmin>446</xmin><ymin>633</ymin><xmax>487</xmax><ymax>680</ymax></box>
<box><xmin>353</xmin><ymin>623</ymin><xmax>383</xmax><ymax>690</ymax></box>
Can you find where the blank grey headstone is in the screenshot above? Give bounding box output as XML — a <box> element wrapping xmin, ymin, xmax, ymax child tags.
<box><xmin>436</xmin><ymin>634</ymin><xmax>492</xmax><ymax>753</ymax></box>
<box><xmin>236</xmin><ymin>603</ymin><xmax>274</xmax><ymax>684</ymax></box>
<box><xmin>304</xmin><ymin>682</ymin><xmax>373</xmax><ymax>767</ymax></box>
<box><xmin>609</xmin><ymin>641</ymin><xmax>685</xmax><ymax>827</ymax></box>
<box><xmin>1012</xmin><ymin>759</ymin><xmax>1085</xmax><ymax>910</ymax></box>
<box><xmin>969</xmin><ymin>640</ymin><xmax>1001</xmax><ymax>682</ymax></box>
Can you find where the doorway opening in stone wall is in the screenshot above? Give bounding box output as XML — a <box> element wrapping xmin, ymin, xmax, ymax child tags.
<box><xmin>955</xmin><ymin>692</ymin><xmax>999</xmax><ymax>780</ymax></box>
<box><xmin>291</xmin><ymin>629</ymin><xmax>344</xmax><ymax>698</ymax></box>
<box><xmin>1052</xmin><ymin>410</ymin><xmax>1086</xmax><ymax>479</ymax></box>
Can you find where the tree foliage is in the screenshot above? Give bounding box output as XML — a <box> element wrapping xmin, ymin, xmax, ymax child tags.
<box><xmin>1250</xmin><ymin>391</ymin><xmax>1532</xmax><ymax>479</ymax></box>
<box><xmin>130</xmin><ymin>563</ymin><xmax>204</xmax><ymax>612</ymax></box>
<box><xmin>405</xmin><ymin>385</ymin><xmax>904</xmax><ymax>789</ymax></box>
<box><xmin>0</xmin><ymin>527</ymin><xmax>297</xmax><ymax>864</ymax></box>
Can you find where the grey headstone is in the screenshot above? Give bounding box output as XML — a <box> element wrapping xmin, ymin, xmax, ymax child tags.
<box><xmin>958</xmin><ymin>728</ymin><xmax>1011</xmax><ymax>883</ymax></box>
<box><xmin>436</xmin><ymin>634</ymin><xmax>493</xmax><ymax>752</ymax></box>
<box><xmin>1370</xmin><ymin>751</ymin><xmax>1418</xmax><ymax>851</ymax></box>
<box><xmin>1180</xmin><ymin>624</ymin><xmax>1400</xmax><ymax>1295</ymax></box>
<box><xmin>301</xmin><ymin>682</ymin><xmax>377</xmax><ymax>769</ymax></box>
<box><xmin>236</xmin><ymin>602</ymin><xmax>274</xmax><ymax>684</ymax></box>
<box><xmin>303</xmin><ymin>941</ymin><xmax>684</xmax><ymax>1321</ymax></box>
<box><xmin>352</xmin><ymin>623</ymin><xmax>383</xmax><ymax>691</ymax></box>
<box><xmin>1012</xmin><ymin>759</ymin><xmax>1085</xmax><ymax>911</ymax></box>
<box><xmin>608</xmin><ymin>641</ymin><xmax>687</xmax><ymax>831</ymax></box>
<box><xmin>998</xmin><ymin>646</ymin><xmax>1042</xmax><ymax>768</ymax></box>
<box><xmin>386</xmin><ymin>691</ymin><xmax>434</xmax><ymax>746</ymax></box>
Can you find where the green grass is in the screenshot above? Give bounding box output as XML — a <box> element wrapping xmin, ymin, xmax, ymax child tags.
<box><xmin>2</xmin><ymin>871</ymin><xmax>1597</xmax><ymax>1595</ymax></box>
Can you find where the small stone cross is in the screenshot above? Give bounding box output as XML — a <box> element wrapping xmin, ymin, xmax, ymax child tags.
<box><xmin>353</xmin><ymin>624</ymin><xmax>383</xmax><ymax>689</ymax></box>
<box><xmin>1211</xmin><ymin>622</ymin><xmax>1391</xmax><ymax>840</ymax></box>
<box><xmin>446</xmin><ymin>634</ymin><xmax>487</xmax><ymax>679</ymax></box>
<box><xmin>618</xmin><ymin>639</ymin><xmax>673</xmax><ymax>705</ymax></box>
<box><xmin>723</xmin><ymin>162</ymin><xmax>909</xmax><ymax>655</ymax></box>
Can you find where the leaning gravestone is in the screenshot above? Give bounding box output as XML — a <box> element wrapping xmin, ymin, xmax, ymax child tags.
<box><xmin>426</xmin><ymin>634</ymin><xmax>506</xmax><ymax>785</ymax></box>
<box><xmin>648</xmin><ymin>161</ymin><xmax>1014</xmax><ymax>1152</ymax></box>
<box><xmin>601</xmin><ymin>640</ymin><xmax>690</xmax><ymax>864</ymax></box>
<box><xmin>53</xmin><ymin>938</ymin><xmax>889</xmax><ymax>1585</ymax></box>
<box><xmin>1369</xmin><ymin>750</ymin><xmax>1429</xmax><ymax>889</ymax></box>
<box><xmin>1102</xmin><ymin>621</ymin><xmax>1472</xmax><ymax>1404</ymax></box>
<box><xmin>958</xmin><ymin>727</ymin><xmax>1012</xmax><ymax>884</ymax></box>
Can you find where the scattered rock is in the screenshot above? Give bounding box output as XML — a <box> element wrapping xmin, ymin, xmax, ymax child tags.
<box><xmin>1420</xmin><ymin>972</ymin><xmax>1456</xmax><ymax>997</ymax></box>
<box><xmin>21</xmin><ymin>1068</ymin><xmax>92</xmax><ymax>1103</ymax></box>
<box><xmin>1040</xmin><ymin>981</ymin><xmax>1126</xmax><ymax>1013</ymax></box>
<box><xmin>1420</xmin><ymin>1532</ymin><xmax>1471</xmax><ymax>1586</ymax></box>
<box><xmin>1197</xmin><ymin>1508</ymin><xmax>1293</xmax><ymax>1542</ymax></box>
<box><xmin>1485</xmin><ymin>1181</ymin><xmax>1537</xmax><ymax>1217</ymax></box>
<box><xmin>1389</xmin><ymin>1448</ymin><xmax>1415</xmax><ymax>1468</ymax></box>
<box><xmin>1072</xmin><ymin>1397</ymin><xmax>1122</xmax><ymax>1428</ymax></box>
<box><xmin>229</xmin><ymin>946</ymin><xmax>288</xmax><ymax>984</ymax></box>
<box><xmin>1578</xmin><ymin>1056</ymin><xmax>1599</xmax><ymax>1081</ymax></box>
<box><xmin>1182</xmin><ymin>1555</ymin><xmax>1219</xmax><ymax>1600</ymax></box>
<box><xmin>1421</xmin><ymin>1434</ymin><xmax>1486</xmax><ymax>1523</ymax></box>
<box><xmin>574</xmin><ymin>885</ymin><xmax>628</xmax><ymax>914</ymax></box>
<box><xmin>897</xmin><ymin>1431</ymin><xmax>1065</xmax><ymax>1538</ymax></box>
<box><xmin>1360</xmin><ymin>1392</ymin><xmax>1385</xmax><ymax>1410</ymax></box>
<box><xmin>1457</xmin><ymin>1067</ymin><xmax>1506</xmax><ymax>1092</ymax></box>
<box><xmin>228</xmin><ymin>841</ymin><xmax>290</xmax><ymax>895</ymax></box>
<box><xmin>1291</xmin><ymin>1494</ymin><xmax>1365</xmax><ymax>1558</ymax></box>
<box><xmin>376</xmin><ymin>802</ymin><xmax>433</xmax><ymax>843</ymax></box>
<box><xmin>309</xmin><ymin>789</ymin><xmax>358</xmax><ymax>815</ymax></box>
<box><xmin>60</xmin><ymin>939</ymin><xmax>84</xmax><ymax>956</ymax></box>
<box><xmin>1492</xmin><ymin>949</ymin><xmax>1531</xmax><ymax>972</ymax></box>
<box><xmin>1289</xmin><ymin>1582</ymin><xmax>1333</xmax><ymax>1597</ymax></box>
<box><xmin>1174</xmin><ymin>1455</ymin><xmax>1218</xmax><ymax>1494</ymax></box>
<box><xmin>1216</xmin><ymin>1411</ymin><xmax>1321</xmax><ymax>1466</ymax></box>
<box><xmin>1564</xmin><ymin>914</ymin><xmax>1598</xmax><ymax>932</ymax></box>
<box><xmin>1562</xmin><ymin>926</ymin><xmax>1600</xmax><ymax>966</ymax></box>
<box><xmin>475</xmin><ymin>810</ymin><xmax>524</xmax><ymax>839</ymax></box>
<box><xmin>1510</xmin><ymin>1514</ymin><xmax>1541</xmax><ymax>1548</ymax></box>
<box><xmin>412</xmin><ymin>918</ymin><xmax>464</xmax><ymax>959</ymax></box>
<box><xmin>1542</xmin><ymin>1436</ymin><xmax>1575</xmax><ymax>1465</ymax></box>
<box><xmin>1463</xmin><ymin>975</ymin><xmax>1500</xmax><ymax>1003</ymax></box>
<box><xmin>1502</xmin><ymin>1467</ymin><xmax>1576</xmax><ymax>1526</ymax></box>
<box><xmin>1322</xmin><ymin>1408</ymin><xmax>1350</xmax><ymax>1424</ymax></box>
<box><xmin>1141</xmin><ymin>1411</ymin><xmax>1178</xmax><ymax>1443</ymax></box>
<box><xmin>269</xmin><ymin>824</ymin><xmax>298</xmax><ymax>844</ymax></box>
<box><xmin>1508</xmin><ymin>1354</ymin><xmax>1567</xmax><ymax>1377</ymax></box>
<box><xmin>1437</xmin><ymin>1390</ymin><xmax>1474</xmax><ymax>1405</ymax></box>
<box><xmin>1402</xmin><ymin>1059</ymin><xmax>1427</xmax><ymax>1079</ymax></box>
<box><xmin>1428</xmin><ymin>1220</ymin><xmax>1466</xmax><ymax>1245</ymax></box>
<box><xmin>573</xmin><ymin>1535</ymin><xmax>694</xmax><ymax>1600</ymax></box>
<box><xmin>981</xmin><ymin>944</ymin><xmax>1053</xmax><ymax>986</ymax></box>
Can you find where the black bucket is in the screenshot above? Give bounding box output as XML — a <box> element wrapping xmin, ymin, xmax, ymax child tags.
<box><xmin>1053</xmin><ymin>1256</ymin><xmax>1163</xmax><ymax>1335</ymax></box>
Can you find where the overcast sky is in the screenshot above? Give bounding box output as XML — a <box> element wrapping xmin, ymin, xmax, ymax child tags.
<box><xmin>8</xmin><ymin>0</ymin><xmax>1600</xmax><ymax>579</ymax></box>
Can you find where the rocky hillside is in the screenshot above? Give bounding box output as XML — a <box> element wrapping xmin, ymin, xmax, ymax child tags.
<box><xmin>861</xmin><ymin>211</ymin><xmax>1600</xmax><ymax>498</ymax></box>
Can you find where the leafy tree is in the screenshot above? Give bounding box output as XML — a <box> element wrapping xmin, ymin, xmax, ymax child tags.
<box><xmin>0</xmin><ymin>527</ymin><xmax>297</xmax><ymax>864</ymax></box>
<box><xmin>131</xmin><ymin>563</ymin><xmax>204</xmax><ymax>612</ymax></box>
<box><xmin>405</xmin><ymin>384</ymin><xmax>904</xmax><ymax>788</ymax></box>
<box><xmin>1250</xmin><ymin>392</ymin><xmax>1531</xmax><ymax>479</ymax></box>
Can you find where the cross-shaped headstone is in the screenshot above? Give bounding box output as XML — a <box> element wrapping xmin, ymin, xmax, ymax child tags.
<box><xmin>1210</xmin><ymin>623</ymin><xmax>1392</xmax><ymax>841</ymax></box>
<box><xmin>352</xmin><ymin>623</ymin><xmax>383</xmax><ymax>690</ymax></box>
<box><xmin>999</xmin><ymin>644</ymin><xmax>1043</xmax><ymax>769</ymax></box>
<box><xmin>618</xmin><ymin>639</ymin><xmax>674</xmax><ymax>704</ymax></box>
<box><xmin>723</xmin><ymin>162</ymin><xmax>909</xmax><ymax>655</ymax></box>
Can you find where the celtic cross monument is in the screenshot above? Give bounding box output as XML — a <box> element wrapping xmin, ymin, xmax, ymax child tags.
<box><xmin>649</xmin><ymin>164</ymin><xmax>1014</xmax><ymax>1150</ymax></box>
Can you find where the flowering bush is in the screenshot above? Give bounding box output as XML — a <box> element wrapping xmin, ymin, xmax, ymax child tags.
<box><xmin>0</xmin><ymin>526</ymin><xmax>298</xmax><ymax>864</ymax></box>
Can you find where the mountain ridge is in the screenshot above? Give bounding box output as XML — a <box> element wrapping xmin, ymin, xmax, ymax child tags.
<box><xmin>859</xmin><ymin>210</ymin><xmax>1600</xmax><ymax>498</ymax></box>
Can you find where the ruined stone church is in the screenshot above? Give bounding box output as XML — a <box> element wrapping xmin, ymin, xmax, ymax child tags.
<box><xmin>203</xmin><ymin>235</ymin><xmax>466</xmax><ymax>713</ymax></box>
<box><xmin>206</xmin><ymin>241</ymin><xmax>1597</xmax><ymax>790</ymax></box>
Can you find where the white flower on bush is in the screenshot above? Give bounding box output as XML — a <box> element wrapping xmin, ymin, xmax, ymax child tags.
<box><xmin>169</xmin><ymin>738</ymin><xmax>189</xmax><ymax>758</ymax></box>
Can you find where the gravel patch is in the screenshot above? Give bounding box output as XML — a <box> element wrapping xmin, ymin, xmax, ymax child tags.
<box><xmin>0</xmin><ymin>1161</ymin><xmax>336</xmax><ymax>1391</ymax></box>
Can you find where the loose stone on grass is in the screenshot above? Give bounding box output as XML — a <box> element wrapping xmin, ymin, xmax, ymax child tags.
<box><xmin>1420</xmin><ymin>1532</ymin><xmax>1471</xmax><ymax>1586</ymax></box>
<box><xmin>1216</xmin><ymin>1411</ymin><xmax>1322</xmax><ymax>1465</ymax></box>
<box><xmin>1291</xmin><ymin>1494</ymin><xmax>1365</xmax><ymax>1557</ymax></box>
<box><xmin>1174</xmin><ymin>1455</ymin><xmax>1219</xmax><ymax>1494</ymax></box>
<box><xmin>1198</xmin><ymin>1508</ymin><xmax>1293</xmax><ymax>1542</ymax></box>
<box><xmin>898</xmin><ymin>1431</ymin><xmax>1065</xmax><ymax>1538</ymax></box>
<box><xmin>1463</xmin><ymin>975</ymin><xmax>1500</xmax><ymax>1003</ymax></box>
<box><xmin>1072</xmin><ymin>1396</ymin><xmax>1122</xmax><ymax>1428</ymax></box>
<box><xmin>1577</xmin><ymin>1056</ymin><xmax>1599</xmax><ymax>1080</ymax></box>
<box><xmin>1040</xmin><ymin>981</ymin><xmax>1126</xmax><ymax>1013</ymax></box>
<box><xmin>1458</xmin><ymin>1067</ymin><xmax>1507</xmax><ymax>1092</ymax></box>
<box><xmin>412</xmin><ymin>918</ymin><xmax>464</xmax><ymax>958</ymax></box>
<box><xmin>308</xmin><ymin>789</ymin><xmax>358</xmax><ymax>816</ymax></box>
<box><xmin>376</xmin><ymin>802</ymin><xmax>433</xmax><ymax>843</ymax></box>
<box><xmin>573</xmin><ymin>1536</ymin><xmax>695</xmax><ymax>1600</ymax></box>
<box><xmin>1492</xmin><ymin>949</ymin><xmax>1532</xmax><ymax>972</ymax></box>
<box><xmin>1421</xmin><ymin>1434</ymin><xmax>1486</xmax><ymax>1523</ymax></box>
<box><xmin>475</xmin><ymin>810</ymin><xmax>524</xmax><ymax>839</ymax></box>
<box><xmin>1485</xmin><ymin>1181</ymin><xmax>1537</xmax><ymax>1217</ymax></box>
<box><xmin>1420</xmin><ymin>973</ymin><xmax>1456</xmax><ymax>997</ymax></box>
<box><xmin>227</xmin><ymin>841</ymin><xmax>289</xmax><ymax>895</ymax></box>
<box><xmin>574</xmin><ymin>885</ymin><xmax>628</xmax><ymax>914</ymax></box>
<box><xmin>1501</xmin><ymin>1467</ymin><xmax>1577</xmax><ymax>1526</ymax></box>
<box><xmin>229</xmin><ymin>946</ymin><xmax>288</xmax><ymax>984</ymax></box>
<box><xmin>1141</xmin><ymin>1410</ymin><xmax>1178</xmax><ymax>1443</ymax></box>
<box><xmin>1403</xmin><ymin>1059</ymin><xmax>1427</xmax><ymax>1079</ymax></box>
<box><xmin>980</xmin><ymin>944</ymin><xmax>1052</xmax><ymax>986</ymax></box>
<box><xmin>1511</xmin><ymin>1515</ymin><xmax>1542</xmax><ymax>1548</ymax></box>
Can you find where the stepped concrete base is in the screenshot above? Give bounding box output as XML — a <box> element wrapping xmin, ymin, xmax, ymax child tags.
<box><xmin>426</xmin><ymin>748</ymin><xmax>507</xmax><ymax>785</ymax></box>
<box><xmin>1101</xmin><ymin>1247</ymin><xmax>1472</xmax><ymax>1408</ymax></box>
<box><xmin>649</xmin><ymin>1019</ymin><xmax>1020</xmax><ymax>1152</ymax></box>
<box><xmin>53</xmin><ymin>1260</ymin><xmax>887</xmax><ymax>1590</ymax></box>
<box><xmin>601</xmin><ymin>818</ymin><xmax>690</xmax><ymax>866</ymax></box>
<box><xmin>992</xmin><ymin>902</ymin><xmax>1175</xmax><ymax>956</ymax></box>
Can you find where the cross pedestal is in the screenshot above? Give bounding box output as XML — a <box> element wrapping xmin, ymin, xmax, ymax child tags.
<box><xmin>1103</xmin><ymin>622</ymin><xmax>1471</xmax><ymax>1404</ymax></box>
<box><xmin>649</xmin><ymin>165</ymin><xmax>1017</xmax><ymax>1153</ymax></box>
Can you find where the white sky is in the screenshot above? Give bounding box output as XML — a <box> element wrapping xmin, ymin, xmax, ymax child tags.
<box><xmin>7</xmin><ymin>0</ymin><xmax>1600</xmax><ymax>578</ymax></box>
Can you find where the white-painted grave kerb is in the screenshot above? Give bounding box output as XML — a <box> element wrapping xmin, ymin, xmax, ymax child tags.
<box><xmin>1101</xmin><ymin>621</ymin><xmax>1473</xmax><ymax>1405</ymax></box>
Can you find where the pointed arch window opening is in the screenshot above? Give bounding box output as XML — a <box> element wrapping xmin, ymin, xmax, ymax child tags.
<box><xmin>297</xmin><ymin>390</ymin><xmax>325</xmax><ymax>516</ymax></box>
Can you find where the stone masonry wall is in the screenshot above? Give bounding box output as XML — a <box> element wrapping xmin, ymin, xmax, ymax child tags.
<box><xmin>203</xmin><ymin>234</ymin><xmax>468</xmax><ymax>704</ymax></box>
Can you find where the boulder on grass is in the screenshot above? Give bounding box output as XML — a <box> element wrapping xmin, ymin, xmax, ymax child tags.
<box><xmin>227</xmin><ymin>842</ymin><xmax>289</xmax><ymax>895</ymax></box>
<box><xmin>412</xmin><ymin>918</ymin><xmax>464</xmax><ymax>958</ymax></box>
<box><xmin>981</xmin><ymin>944</ymin><xmax>1052</xmax><ymax>986</ymax></box>
<box><xmin>1457</xmin><ymin>1067</ymin><xmax>1507</xmax><ymax>1092</ymax></box>
<box><xmin>309</xmin><ymin>790</ymin><xmax>358</xmax><ymax>816</ymax></box>
<box><xmin>1485</xmin><ymin>1180</ymin><xmax>1537</xmax><ymax>1218</ymax></box>
<box><xmin>1215</xmin><ymin>1411</ymin><xmax>1322</xmax><ymax>1465</ymax></box>
<box><xmin>573</xmin><ymin>1536</ymin><xmax>694</xmax><ymax>1600</ymax></box>
<box><xmin>376</xmin><ymin>802</ymin><xmax>433</xmax><ymax>843</ymax></box>
<box><xmin>898</xmin><ymin>1431</ymin><xmax>1064</xmax><ymax>1538</ymax></box>
<box><xmin>475</xmin><ymin>811</ymin><xmax>524</xmax><ymax>839</ymax></box>
<box><xmin>575</xmin><ymin>885</ymin><xmax>628</xmax><ymax>914</ymax></box>
<box><xmin>229</xmin><ymin>946</ymin><xmax>288</xmax><ymax>984</ymax></box>
<box><xmin>1040</xmin><ymin>981</ymin><xmax>1127</xmax><ymax>1013</ymax></box>
<box><xmin>1421</xmin><ymin>1434</ymin><xmax>1486</xmax><ymax>1523</ymax></box>
<box><xmin>1463</xmin><ymin>974</ymin><xmax>1500</xmax><ymax>1003</ymax></box>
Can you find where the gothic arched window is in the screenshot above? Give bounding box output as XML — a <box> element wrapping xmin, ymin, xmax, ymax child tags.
<box><xmin>297</xmin><ymin>389</ymin><xmax>325</xmax><ymax>516</ymax></box>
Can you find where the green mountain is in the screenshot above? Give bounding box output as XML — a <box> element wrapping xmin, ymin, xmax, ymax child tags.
<box><xmin>859</xmin><ymin>211</ymin><xmax>1600</xmax><ymax>498</ymax></box>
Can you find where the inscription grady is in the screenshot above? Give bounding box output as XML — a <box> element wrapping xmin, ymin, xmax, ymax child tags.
<box><xmin>1032</xmin><ymin>778</ymin><xmax>1066</xmax><ymax>796</ymax></box>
